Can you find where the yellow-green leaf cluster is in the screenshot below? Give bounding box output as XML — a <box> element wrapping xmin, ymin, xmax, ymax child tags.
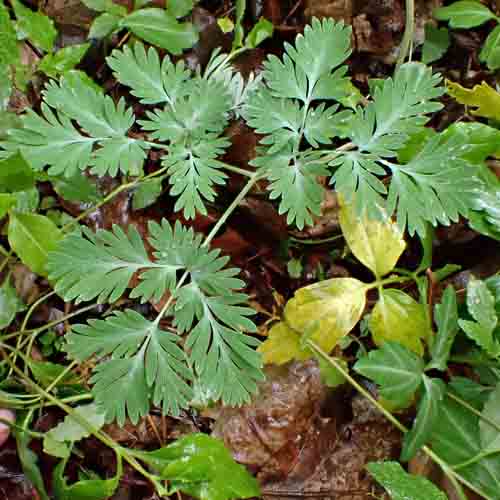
<box><xmin>446</xmin><ymin>80</ymin><xmax>500</xmax><ymax>121</ymax></box>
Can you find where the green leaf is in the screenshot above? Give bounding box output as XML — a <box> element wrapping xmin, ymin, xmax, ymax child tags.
<box><xmin>0</xmin><ymin>1</ymin><xmax>20</xmax><ymax>68</ymax></box>
<box><xmin>16</xmin><ymin>415</ymin><xmax>50</xmax><ymax>500</ymax></box>
<box><xmin>233</xmin><ymin>0</ymin><xmax>245</xmax><ymax>48</ymax></box>
<box><xmin>339</xmin><ymin>199</ymin><xmax>406</xmax><ymax>278</ymax></box>
<box><xmin>38</xmin><ymin>44</ymin><xmax>90</xmax><ymax>79</ymax></box>
<box><xmin>67</xmin><ymin>310</ymin><xmax>193</xmax><ymax>424</ymax></box>
<box><xmin>44</xmin><ymin>403</ymin><xmax>106</xmax><ymax>458</ymax></box>
<box><xmin>480</xmin><ymin>25</ymin><xmax>500</xmax><ymax>70</ymax></box>
<box><xmin>168</xmin><ymin>0</ymin><xmax>196</xmax><ymax>18</ymax></box>
<box><xmin>81</xmin><ymin>0</ymin><xmax>127</xmax><ymax>16</ymax></box>
<box><xmin>422</xmin><ymin>24</ymin><xmax>450</xmax><ymax>64</ymax></box>
<box><xmin>367</xmin><ymin>461</ymin><xmax>448</xmax><ymax>500</ymax></box>
<box><xmin>427</xmin><ymin>285</ymin><xmax>459</xmax><ymax>371</ymax></box>
<box><xmin>11</xmin><ymin>0</ymin><xmax>57</xmax><ymax>52</ymax></box>
<box><xmin>8</xmin><ymin>212</ymin><xmax>62</xmax><ymax>276</ymax></box>
<box><xmin>0</xmin><ymin>193</ymin><xmax>16</xmax><ymax>218</ymax></box>
<box><xmin>0</xmin><ymin>152</ymin><xmax>35</xmax><ymax>192</ymax></box>
<box><xmin>53</xmin><ymin>454</ymin><xmax>122</xmax><ymax>500</ymax></box>
<box><xmin>431</xmin><ymin>398</ymin><xmax>500</xmax><ymax>499</ymax></box>
<box><xmin>459</xmin><ymin>276</ymin><xmax>500</xmax><ymax>356</ymax></box>
<box><xmin>401</xmin><ymin>376</ymin><xmax>446</xmax><ymax>461</ymax></box>
<box><xmin>479</xmin><ymin>381</ymin><xmax>500</xmax><ymax>453</ymax></box>
<box><xmin>244</xmin><ymin>17</ymin><xmax>273</xmax><ymax>49</ymax></box>
<box><xmin>120</xmin><ymin>8</ymin><xmax>198</xmax><ymax>55</ymax></box>
<box><xmin>107</xmin><ymin>42</ymin><xmax>191</xmax><ymax>105</ymax></box>
<box><xmin>51</xmin><ymin>171</ymin><xmax>101</xmax><ymax>203</ymax></box>
<box><xmin>258</xmin><ymin>321</ymin><xmax>309</xmax><ymax>365</ymax></box>
<box><xmin>317</xmin><ymin>356</ymin><xmax>347</xmax><ymax>388</ymax></box>
<box><xmin>284</xmin><ymin>277</ymin><xmax>367</xmax><ymax>354</ymax></box>
<box><xmin>132</xmin><ymin>178</ymin><xmax>163</xmax><ymax>210</ymax></box>
<box><xmin>136</xmin><ymin>434</ymin><xmax>260</xmax><ymax>500</ymax></box>
<box><xmin>354</xmin><ymin>341</ymin><xmax>424</xmax><ymax>409</ymax></box>
<box><xmin>434</xmin><ymin>0</ymin><xmax>497</xmax><ymax>28</ymax></box>
<box><xmin>3</xmin><ymin>75</ymin><xmax>148</xmax><ymax>177</ymax></box>
<box><xmin>0</xmin><ymin>279</ymin><xmax>24</xmax><ymax>329</ymax></box>
<box><xmin>370</xmin><ymin>289</ymin><xmax>430</xmax><ymax>356</ymax></box>
<box><xmin>88</xmin><ymin>12</ymin><xmax>122</xmax><ymax>38</ymax></box>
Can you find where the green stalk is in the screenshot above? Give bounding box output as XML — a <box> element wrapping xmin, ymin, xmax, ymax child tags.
<box><xmin>306</xmin><ymin>340</ymin><xmax>488</xmax><ymax>500</ymax></box>
<box><xmin>397</xmin><ymin>0</ymin><xmax>415</xmax><ymax>68</ymax></box>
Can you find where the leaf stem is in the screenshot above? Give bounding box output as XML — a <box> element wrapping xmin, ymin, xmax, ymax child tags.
<box><xmin>397</xmin><ymin>0</ymin><xmax>415</xmax><ymax>68</ymax></box>
<box><xmin>306</xmin><ymin>340</ymin><xmax>489</xmax><ymax>500</ymax></box>
<box><xmin>447</xmin><ymin>391</ymin><xmax>500</xmax><ymax>434</ymax></box>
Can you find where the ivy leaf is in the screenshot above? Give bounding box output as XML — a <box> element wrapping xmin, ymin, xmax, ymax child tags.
<box><xmin>107</xmin><ymin>42</ymin><xmax>191</xmax><ymax>106</ymax></box>
<box><xmin>401</xmin><ymin>376</ymin><xmax>446</xmax><ymax>461</ymax></box>
<box><xmin>0</xmin><ymin>279</ymin><xmax>25</xmax><ymax>329</ymax></box>
<box><xmin>38</xmin><ymin>44</ymin><xmax>90</xmax><ymax>79</ymax></box>
<box><xmin>354</xmin><ymin>342</ymin><xmax>424</xmax><ymax>409</ymax></box>
<box><xmin>257</xmin><ymin>321</ymin><xmax>310</xmax><ymax>365</ymax></box>
<box><xmin>422</xmin><ymin>24</ymin><xmax>450</xmax><ymax>64</ymax></box>
<box><xmin>44</xmin><ymin>403</ymin><xmax>106</xmax><ymax>459</ymax></box>
<box><xmin>427</xmin><ymin>285</ymin><xmax>459</xmax><ymax>371</ymax></box>
<box><xmin>370</xmin><ymin>289</ymin><xmax>431</xmax><ymax>356</ymax></box>
<box><xmin>8</xmin><ymin>212</ymin><xmax>62</xmax><ymax>276</ymax></box>
<box><xmin>479</xmin><ymin>381</ymin><xmax>500</xmax><ymax>453</ymax></box>
<box><xmin>367</xmin><ymin>461</ymin><xmax>448</xmax><ymax>500</ymax></box>
<box><xmin>339</xmin><ymin>199</ymin><xmax>406</xmax><ymax>278</ymax></box>
<box><xmin>430</xmin><ymin>398</ymin><xmax>500</xmax><ymax>499</ymax></box>
<box><xmin>81</xmin><ymin>0</ymin><xmax>127</xmax><ymax>16</ymax></box>
<box><xmin>11</xmin><ymin>0</ymin><xmax>57</xmax><ymax>52</ymax></box>
<box><xmin>120</xmin><ymin>8</ymin><xmax>198</xmax><ymax>54</ymax></box>
<box><xmin>446</xmin><ymin>80</ymin><xmax>500</xmax><ymax>121</ymax></box>
<box><xmin>434</xmin><ymin>0</ymin><xmax>497</xmax><ymax>28</ymax></box>
<box><xmin>284</xmin><ymin>277</ymin><xmax>367</xmax><ymax>354</ymax></box>
<box><xmin>51</xmin><ymin>171</ymin><xmax>101</xmax><ymax>203</ymax></box>
<box><xmin>459</xmin><ymin>276</ymin><xmax>500</xmax><ymax>356</ymax></box>
<box><xmin>135</xmin><ymin>434</ymin><xmax>260</xmax><ymax>500</ymax></box>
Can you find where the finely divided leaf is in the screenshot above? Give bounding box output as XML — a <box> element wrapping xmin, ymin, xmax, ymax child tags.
<box><xmin>107</xmin><ymin>42</ymin><xmax>191</xmax><ymax>105</ymax></box>
<box><xmin>354</xmin><ymin>342</ymin><xmax>424</xmax><ymax>409</ymax></box>
<box><xmin>66</xmin><ymin>310</ymin><xmax>193</xmax><ymax>424</ymax></box>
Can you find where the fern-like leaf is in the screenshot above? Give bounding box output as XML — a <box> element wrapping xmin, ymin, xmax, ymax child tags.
<box><xmin>48</xmin><ymin>219</ymin><xmax>264</xmax><ymax>420</ymax></box>
<box><xmin>67</xmin><ymin>309</ymin><xmax>193</xmax><ymax>424</ymax></box>
<box><xmin>2</xmin><ymin>74</ymin><xmax>148</xmax><ymax>177</ymax></box>
<box><xmin>106</xmin><ymin>42</ymin><xmax>191</xmax><ymax>106</ymax></box>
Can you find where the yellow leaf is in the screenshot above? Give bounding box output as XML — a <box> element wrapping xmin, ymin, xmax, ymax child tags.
<box><xmin>285</xmin><ymin>277</ymin><xmax>367</xmax><ymax>353</ymax></box>
<box><xmin>369</xmin><ymin>289</ymin><xmax>431</xmax><ymax>356</ymax></box>
<box><xmin>257</xmin><ymin>322</ymin><xmax>309</xmax><ymax>365</ymax></box>
<box><xmin>339</xmin><ymin>200</ymin><xmax>406</xmax><ymax>278</ymax></box>
<box><xmin>446</xmin><ymin>80</ymin><xmax>500</xmax><ymax>121</ymax></box>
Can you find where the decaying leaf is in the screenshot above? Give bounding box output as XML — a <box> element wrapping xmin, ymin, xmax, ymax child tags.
<box><xmin>339</xmin><ymin>200</ymin><xmax>406</xmax><ymax>278</ymax></box>
<box><xmin>284</xmin><ymin>277</ymin><xmax>368</xmax><ymax>354</ymax></box>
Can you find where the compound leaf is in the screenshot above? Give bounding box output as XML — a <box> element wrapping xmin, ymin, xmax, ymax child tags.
<box><xmin>354</xmin><ymin>341</ymin><xmax>424</xmax><ymax>409</ymax></box>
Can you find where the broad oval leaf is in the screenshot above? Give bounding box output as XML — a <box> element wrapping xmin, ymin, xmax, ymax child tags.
<box><xmin>120</xmin><ymin>8</ymin><xmax>198</xmax><ymax>55</ymax></box>
<box><xmin>257</xmin><ymin>321</ymin><xmax>309</xmax><ymax>365</ymax></box>
<box><xmin>367</xmin><ymin>461</ymin><xmax>448</xmax><ymax>500</ymax></box>
<box><xmin>8</xmin><ymin>212</ymin><xmax>62</xmax><ymax>276</ymax></box>
<box><xmin>339</xmin><ymin>200</ymin><xmax>406</xmax><ymax>278</ymax></box>
<box><xmin>285</xmin><ymin>277</ymin><xmax>367</xmax><ymax>353</ymax></box>
<box><xmin>370</xmin><ymin>289</ymin><xmax>431</xmax><ymax>355</ymax></box>
<box><xmin>434</xmin><ymin>0</ymin><xmax>497</xmax><ymax>29</ymax></box>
